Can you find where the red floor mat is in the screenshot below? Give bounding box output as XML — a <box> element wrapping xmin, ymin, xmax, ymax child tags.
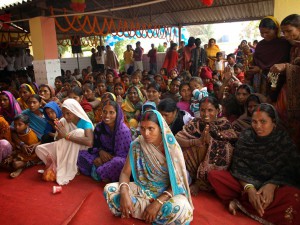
<box><xmin>0</xmin><ymin>166</ymin><xmax>259</xmax><ymax>225</ymax></box>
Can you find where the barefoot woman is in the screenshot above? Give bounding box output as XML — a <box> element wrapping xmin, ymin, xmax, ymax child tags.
<box><xmin>176</xmin><ymin>96</ymin><xmax>238</xmax><ymax>195</ymax></box>
<box><xmin>208</xmin><ymin>103</ymin><xmax>300</xmax><ymax>225</ymax></box>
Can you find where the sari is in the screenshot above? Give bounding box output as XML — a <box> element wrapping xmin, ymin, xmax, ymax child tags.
<box><xmin>16</xmin><ymin>128</ymin><xmax>39</xmax><ymax>162</ymax></box>
<box><xmin>122</xmin><ymin>86</ymin><xmax>145</xmax><ymax>128</ymax></box>
<box><xmin>22</xmin><ymin>109</ymin><xmax>47</xmax><ymax>140</ymax></box>
<box><xmin>0</xmin><ymin>116</ymin><xmax>12</xmax><ymax>163</ymax></box>
<box><xmin>206</xmin><ymin>44</ymin><xmax>220</xmax><ymax>69</ymax></box>
<box><xmin>104</xmin><ymin>110</ymin><xmax>193</xmax><ymax>224</ymax></box>
<box><xmin>0</xmin><ymin>91</ymin><xmax>22</xmax><ymax>124</ymax></box>
<box><xmin>78</xmin><ymin>103</ymin><xmax>131</xmax><ymax>181</ymax></box>
<box><xmin>17</xmin><ymin>84</ymin><xmax>36</xmax><ymax>110</ymax></box>
<box><xmin>176</xmin><ymin>117</ymin><xmax>238</xmax><ymax>190</ymax></box>
<box><xmin>275</xmin><ymin>41</ymin><xmax>300</xmax><ymax>148</ymax></box>
<box><xmin>36</xmin><ymin>99</ymin><xmax>94</xmax><ymax>185</ymax></box>
<box><xmin>208</xmin><ymin>128</ymin><xmax>300</xmax><ymax>225</ymax></box>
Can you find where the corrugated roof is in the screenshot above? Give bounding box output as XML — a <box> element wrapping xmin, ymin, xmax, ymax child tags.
<box><xmin>0</xmin><ymin>0</ymin><xmax>32</xmax><ymax>10</ymax></box>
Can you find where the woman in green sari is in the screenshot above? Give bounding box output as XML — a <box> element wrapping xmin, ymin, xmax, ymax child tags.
<box><xmin>104</xmin><ymin>110</ymin><xmax>193</xmax><ymax>224</ymax></box>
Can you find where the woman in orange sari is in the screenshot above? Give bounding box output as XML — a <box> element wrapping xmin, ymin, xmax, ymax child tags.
<box><xmin>206</xmin><ymin>38</ymin><xmax>220</xmax><ymax>70</ymax></box>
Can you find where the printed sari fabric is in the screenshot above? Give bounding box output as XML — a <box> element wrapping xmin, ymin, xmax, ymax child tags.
<box><xmin>176</xmin><ymin>117</ymin><xmax>237</xmax><ymax>190</ymax></box>
<box><xmin>36</xmin><ymin>99</ymin><xmax>93</xmax><ymax>185</ymax></box>
<box><xmin>17</xmin><ymin>84</ymin><xmax>36</xmax><ymax>110</ymax></box>
<box><xmin>0</xmin><ymin>91</ymin><xmax>22</xmax><ymax>124</ymax></box>
<box><xmin>104</xmin><ymin>110</ymin><xmax>193</xmax><ymax>224</ymax></box>
<box><xmin>121</xmin><ymin>86</ymin><xmax>144</xmax><ymax>128</ymax></box>
<box><xmin>0</xmin><ymin>116</ymin><xmax>12</xmax><ymax>163</ymax></box>
<box><xmin>77</xmin><ymin>103</ymin><xmax>131</xmax><ymax>182</ymax></box>
<box><xmin>22</xmin><ymin>109</ymin><xmax>48</xmax><ymax>140</ymax></box>
<box><xmin>16</xmin><ymin>128</ymin><xmax>39</xmax><ymax>162</ymax></box>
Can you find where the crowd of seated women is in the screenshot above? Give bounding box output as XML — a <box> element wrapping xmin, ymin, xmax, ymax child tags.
<box><xmin>0</xmin><ymin>14</ymin><xmax>299</xmax><ymax>225</ymax></box>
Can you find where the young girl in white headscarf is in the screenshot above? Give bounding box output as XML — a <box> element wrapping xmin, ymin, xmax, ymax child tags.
<box><xmin>36</xmin><ymin>99</ymin><xmax>94</xmax><ymax>185</ymax></box>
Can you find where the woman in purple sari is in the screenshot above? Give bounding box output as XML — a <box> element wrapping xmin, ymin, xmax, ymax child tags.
<box><xmin>78</xmin><ymin>100</ymin><xmax>132</xmax><ymax>182</ymax></box>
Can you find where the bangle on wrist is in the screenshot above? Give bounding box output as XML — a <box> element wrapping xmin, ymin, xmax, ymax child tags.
<box><xmin>118</xmin><ymin>182</ymin><xmax>131</xmax><ymax>192</ymax></box>
<box><xmin>163</xmin><ymin>191</ymin><xmax>173</xmax><ymax>198</ymax></box>
<box><xmin>244</xmin><ymin>183</ymin><xmax>255</xmax><ymax>192</ymax></box>
<box><xmin>156</xmin><ymin>198</ymin><xmax>164</xmax><ymax>205</ymax></box>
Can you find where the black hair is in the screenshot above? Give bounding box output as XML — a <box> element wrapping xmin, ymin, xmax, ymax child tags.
<box><xmin>216</xmin><ymin>52</ymin><xmax>223</xmax><ymax>57</ymax></box>
<box><xmin>102</xmin><ymin>100</ymin><xmax>119</xmax><ymax>112</ymax></box>
<box><xmin>253</xmin><ymin>103</ymin><xmax>279</xmax><ymax>125</ymax></box>
<box><xmin>259</xmin><ymin>17</ymin><xmax>278</xmax><ymax>30</ymax></box>
<box><xmin>55</xmin><ymin>76</ymin><xmax>65</xmax><ymax>83</ymax></box>
<box><xmin>226</xmin><ymin>53</ymin><xmax>235</xmax><ymax>60</ymax></box>
<box><xmin>236</xmin><ymin>84</ymin><xmax>253</xmax><ymax>95</ymax></box>
<box><xmin>147</xmin><ymin>82</ymin><xmax>161</xmax><ymax>92</ymax></box>
<box><xmin>114</xmin><ymin>82</ymin><xmax>124</xmax><ymax>89</ymax></box>
<box><xmin>170</xmin><ymin>77</ymin><xmax>181</xmax><ymax>85</ymax></box>
<box><xmin>281</xmin><ymin>14</ymin><xmax>300</xmax><ymax>28</ymax></box>
<box><xmin>245</xmin><ymin>94</ymin><xmax>261</xmax><ymax>116</ymax></box>
<box><xmin>101</xmin><ymin>92</ymin><xmax>115</xmax><ymax>102</ymax></box>
<box><xmin>28</xmin><ymin>94</ymin><xmax>42</xmax><ymax>102</ymax></box>
<box><xmin>199</xmin><ymin>96</ymin><xmax>220</xmax><ymax>110</ymax></box>
<box><xmin>83</xmin><ymin>82</ymin><xmax>94</xmax><ymax>91</ymax></box>
<box><xmin>70</xmin><ymin>86</ymin><xmax>83</xmax><ymax>96</ymax></box>
<box><xmin>160</xmin><ymin>68</ymin><xmax>167</xmax><ymax>75</ymax></box>
<box><xmin>157</xmin><ymin>98</ymin><xmax>178</xmax><ymax>112</ymax></box>
<box><xmin>179</xmin><ymin>82</ymin><xmax>190</xmax><ymax>92</ymax></box>
<box><xmin>14</xmin><ymin>114</ymin><xmax>30</xmax><ymax>124</ymax></box>
<box><xmin>234</xmin><ymin>63</ymin><xmax>244</xmax><ymax>70</ymax></box>
<box><xmin>209</xmin><ymin>38</ymin><xmax>216</xmax><ymax>43</ymax></box>
<box><xmin>179</xmin><ymin>70</ymin><xmax>192</xmax><ymax>82</ymax></box>
<box><xmin>141</xmin><ymin>111</ymin><xmax>159</xmax><ymax>126</ymax></box>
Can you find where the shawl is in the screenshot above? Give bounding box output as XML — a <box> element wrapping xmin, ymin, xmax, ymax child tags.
<box><xmin>88</xmin><ymin>103</ymin><xmax>131</xmax><ymax>158</ymax></box>
<box><xmin>105</xmin><ymin>50</ymin><xmax>119</xmax><ymax>69</ymax></box>
<box><xmin>80</xmin><ymin>98</ymin><xmax>93</xmax><ymax>112</ymax></box>
<box><xmin>17</xmin><ymin>84</ymin><xmax>36</xmax><ymax>110</ymax></box>
<box><xmin>253</xmin><ymin>38</ymin><xmax>290</xmax><ymax>73</ymax></box>
<box><xmin>43</xmin><ymin>101</ymin><xmax>63</xmax><ymax>134</ymax></box>
<box><xmin>230</xmin><ymin>128</ymin><xmax>300</xmax><ymax>189</ymax></box>
<box><xmin>22</xmin><ymin>109</ymin><xmax>48</xmax><ymax>140</ymax></box>
<box><xmin>176</xmin><ymin>117</ymin><xmax>238</xmax><ymax>188</ymax></box>
<box><xmin>61</xmin><ymin>98</ymin><xmax>94</xmax><ymax>129</ymax></box>
<box><xmin>232</xmin><ymin>94</ymin><xmax>267</xmax><ymax>134</ymax></box>
<box><xmin>0</xmin><ymin>91</ymin><xmax>22</xmax><ymax>124</ymax></box>
<box><xmin>129</xmin><ymin>110</ymin><xmax>193</xmax><ymax>208</ymax></box>
<box><xmin>122</xmin><ymin>86</ymin><xmax>145</xmax><ymax>114</ymax></box>
<box><xmin>162</xmin><ymin>50</ymin><xmax>179</xmax><ymax>73</ymax></box>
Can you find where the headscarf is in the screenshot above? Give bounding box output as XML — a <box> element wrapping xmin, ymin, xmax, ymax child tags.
<box><xmin>32</xmin><ymin>82</ymin><xmax>39</xmax><ymax>92</ymax></box>
<box><xmin>142</xmin><ymin>101</ymin><xmax>156</xmax><ymax>114</ymax></box>
<box><xmin>62</xmin><ymin>98</ymin><xmax>94</xmax><ymax>129</ymax></box>
<box><xmin>73</xmin><ymin>80</ymin><xmax>82</xmax><ymax>88</ymax></box>
<box><xmin>17</xmin><ymin>84</ymin><xmax>36</xmax><ymax>110</ymax></box>
<box><xmin>129</xmin><ymin>110</ymin><xmax>193</xmax><ymax>208</ymax></box>
<box><xmin>43</xmin><ymin>101</ymin><xmax>63</xmax><ymax>135</ymax></box>
<box><xmin>0</xmin><ymin>91</ymin><xmax>22</xmax><ymax>124</ymax></box>
<box><xmin>44</xmin><ymin>84</ymin><xmax>55</xmax><ymax>98</ymax></box>
<box><xmin>122</xmin><ymin>86</ymin><xmax>145</xmax><ymax>113</ymax></box>
<box><xmin>264</xmin><ymin>16</ymin><xmax>280</xmax><ymax>37</ymax></box>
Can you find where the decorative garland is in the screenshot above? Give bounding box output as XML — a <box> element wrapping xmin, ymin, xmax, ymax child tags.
<box><xmin>50</xmin><ymin>7</ymin><xmax>174</xmax><ymax>46</ymax></box>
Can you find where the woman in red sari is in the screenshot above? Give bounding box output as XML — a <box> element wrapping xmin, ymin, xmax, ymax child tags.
<box><xmin>208</xmin><ymin>103</ymin><xmax>300</xmax><ymax>225</ymax></box>
<box><xmin>162</xmin><ymin>43</ymin><xmax>179</xmax><ymax>73</ymax></box>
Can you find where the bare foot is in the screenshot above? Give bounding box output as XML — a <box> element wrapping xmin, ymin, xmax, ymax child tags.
<box><xmin>10</xmin><ymin>168</ymin><xmax>23</xmax><ymax>178</ymax></box>
<box><xmin>12</xmin><ymin>160</ymin><xmax>26</xmax><ymax>170</ymax></box>
<box><xmin>190</xmin><ymin>183</ymin><xmax>200</xmax><ymax>196</ymax></box>
<box><xmin>229</xmin><ymin>200</ymin><xmax>238</xmax><ymax>215</ymax></box>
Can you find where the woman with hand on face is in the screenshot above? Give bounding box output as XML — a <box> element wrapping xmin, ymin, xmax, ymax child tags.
<box><xmin>36</xmin><ymin>99</ymin><xmax>93</xmax><ymax>185</ymax></box>
<box><xmin>38</xmin><ymin>84</ymin><xmax>60</xmax><ymax>107</ymax></box>
<box><xmin>208</xmin><ymin>103</ymin><xmax>300</xmax><ymax>225</ymax></box>
<box><xmin>176</xmin><ymin>97</ymin><xmax>238</xmax><ymax>195</ymax></box>
<box><xmin>78</xmin><ymin>100</ymin><xmax>131</xmax><ymax>182</ymax></box>
<box><xmin>104</xmin><ymin>110</ymin><xmax>193</xmax><ymax>224</ymax></box>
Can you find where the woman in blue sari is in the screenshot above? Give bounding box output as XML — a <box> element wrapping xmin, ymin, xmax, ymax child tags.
<box><xmin>104</xmin><ymin>110</ymin><xmax>193</xmax><ymax>224</ymax></box>
<box><xmin>21</xmin><ymin>94</ymin><xmax>47</xmax><ymax>140</ymax></box>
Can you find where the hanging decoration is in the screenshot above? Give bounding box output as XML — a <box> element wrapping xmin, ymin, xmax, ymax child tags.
<box><xmin>70</xmin><ymin>0</ymin><xmax>86</xmax><ymax>13</ymax></box>
<box><xmin>0</xmin><ymin>13</ymin><xmax>11</xmax><ymax>30</ymax></box>
<box><xmin>50</xmin><ymin>7</ymin><xmax>174</xmax><ymax>46</ymax></box>
<box><xmin>201</xmin><ymin>0</ymin><xmax>214</xmax><ymax>7</ymax></box>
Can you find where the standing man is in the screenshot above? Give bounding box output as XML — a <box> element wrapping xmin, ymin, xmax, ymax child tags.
<box><xmin>147</xmin><ymin>44</ymin><xmax>157</xmax><ymax>75</ymax></box>
<box><xmin>24</xmin><ymin>48</ymin><xmax>33</xmax><ymax>71</ymax></box>
<box><xmin>90</xmin><ymin>48</ymin><xmax>97</xmax><ymax>72</ymax></box>
<box><xmin>95</xmin><ymin>45</ymin><xmax>105</xmax><ymax>72</ymax></box>
<box><xmin>123</xmin><ymin>45</ymin><xmax>133</xmax><ymax>73</ymax></box>
<box><xmin>190</xmin><ymin>38</ymin><xmax>207</xmax><ymax>76</ymax></box>
<box><xmin>133</xmin><ymin>41</ymin><xmax>144</xmax><ymax>71</ymax></box>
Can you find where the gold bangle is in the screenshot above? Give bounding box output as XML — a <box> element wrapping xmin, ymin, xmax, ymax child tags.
<box><xmin>244</xmin><ymin>183</ymin><xmax>255</xmax><ymax>192</ymax></box>
<box><xmin>118</xmin><ymin>182</ymin><xmax>131</xmax><ymax>191</ymax></box>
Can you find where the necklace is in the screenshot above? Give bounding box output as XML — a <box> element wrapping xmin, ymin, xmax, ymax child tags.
<box><xmin>152</xmin><ymin>141</ymin><xmax>163</xmax><ymax>151</ymax></box>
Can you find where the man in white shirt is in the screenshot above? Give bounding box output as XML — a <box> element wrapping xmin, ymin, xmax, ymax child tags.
<box><xmin>24</xmin><ymin>49</ymin><xmax>34</xmax><ymax>69</ymax></box>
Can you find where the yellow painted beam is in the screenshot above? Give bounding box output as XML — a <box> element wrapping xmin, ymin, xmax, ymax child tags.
<box><xmin>274</xmin><ymin>0</ymin><xmax>300</xmax><ymax>23</ymax></box>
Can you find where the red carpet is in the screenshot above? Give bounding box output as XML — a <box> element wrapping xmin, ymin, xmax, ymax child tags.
<box><xmin>0</xmin><ymin>166</ymin><xmax>259</xmax><ymax>225</ymax></box>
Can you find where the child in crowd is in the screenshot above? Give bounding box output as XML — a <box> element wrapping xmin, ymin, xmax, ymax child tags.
<box><xmin>42</xmin><ymin>101</ymin><xmax>63</xmax><ymax>144</ymax></box>
<box><xmin>225</xmin><ymin>53</ymin><xmax>236</xmax><ymax>75</ymax></box>
<box><xmin>234</xmin><ymin>63</ymin><xmax>245</xmax><ymax>83</ymax></box>
<box><xmin>95</xmin><ymin>80</ymin><xmax>107</xmax><ymax>98</ymax></box>
<box><xmin>215</xmin><ymin>52</ymin><xmax>225</xmax><ymax>79</ymax></box>
<box><xmin>189</xmin><ymin>77</ymin><xmax>209</xmax><ymax>118</ymax></box>
<box><xmin>168</xmin><ymin>68</ymin><xmax>179</xmax><ymax>88</ymax></box>
<box><xmin>200</xmin><ymin>67</ymin><xmax>214</xmax><ymax>93</ymax></box>
<box><xmin>114</xmin><ymin>82</ymin><xmax>125</xmax><ymax>98</ymax></box>
<box><xmin>154</xmin><ymin>74</ymin><xmax>167</xmax><ymax>92</ymax></box>
<box><xmin>11</xmin><ymin>114</ymin><xmax>40</xmax><ymax>178</ymax></box>
<box><xmin>69</xmin><ymin>86</ymin><xmax>95</xmax><ymax>123</ymax></box>
<box><xmin>177</xmin><ymin>82</ymin><xmax>192</xmax><ymax>115</ymax></box>
<box><xmin>105</xmin><ymin>72</ymin><xmax>114</xmax><ymax>92</ymax></box>
<box><xmin>121</xmin><ymin>74</ymin><xmax>130</xmax><ymax>91</ymax></box>
<box><xmin>131</xmin><ymin>70</ymin><xmax>143</xmax><ymax>89</ymax></box>
<box><xmin>161</xmin><ymin>77</ymin><xmax>181</xmax><ymax>102</ymax></box>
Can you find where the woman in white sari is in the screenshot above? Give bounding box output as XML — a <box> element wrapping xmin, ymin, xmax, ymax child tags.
<box><xmin>104</xmin><ymin>110</ymin><xmax>193</xmax><ymax>224</ymax></box>
<box><xmin>35</xmin><ymin>99</ymin><xmax>93</xmax><ymax>185</ymax></box>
